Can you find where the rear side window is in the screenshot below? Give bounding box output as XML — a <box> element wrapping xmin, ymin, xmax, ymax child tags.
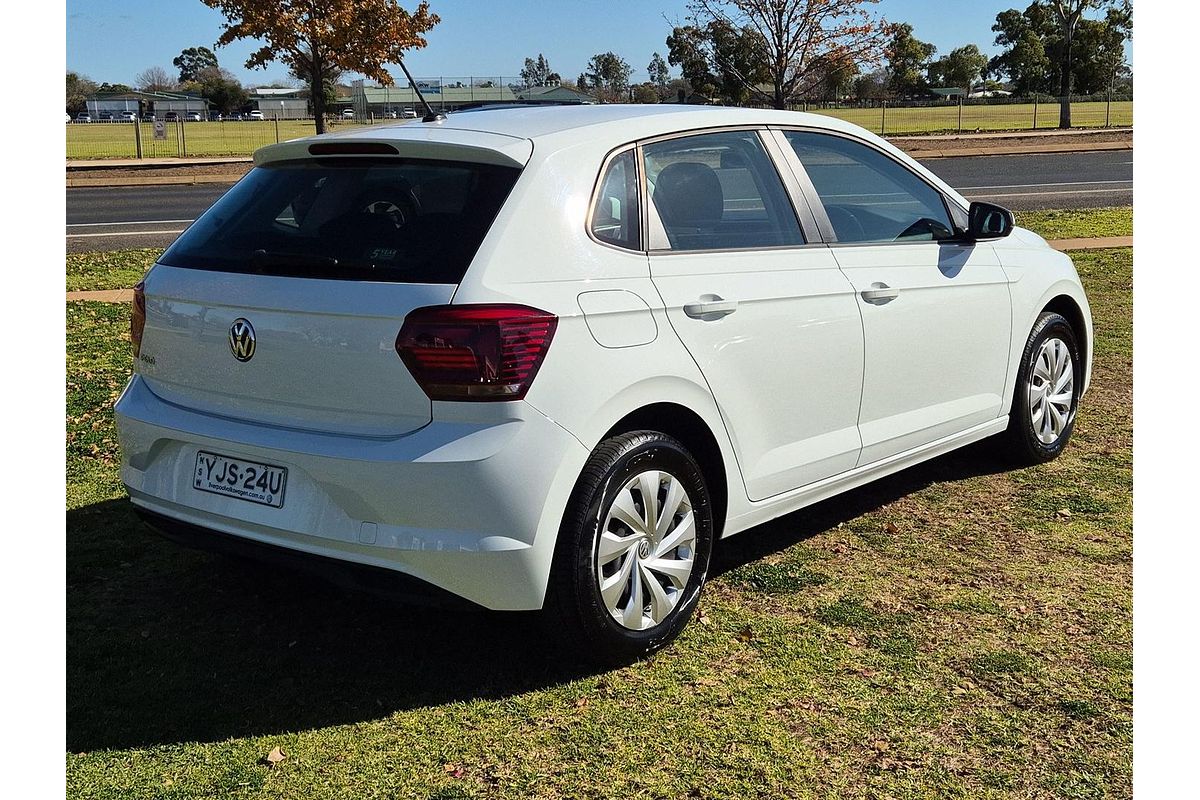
<box><xmin>642</xmin><ymin>130</ymin><xmax>804</xmax><ymax>252</ymax></box>
<box><xmin>590</xmin><ymin>150</ymin><xmax>640</xmax><ymax>250</ymax></box>
<box><xmin>160</xmin><ymin>158</ymin><xmax>522</xmax><ymax>283</ymax></box>
<box><xmin>784</xmin><ymin>131</ymin><xmax>954</xmax><ymax>244</ymax></box>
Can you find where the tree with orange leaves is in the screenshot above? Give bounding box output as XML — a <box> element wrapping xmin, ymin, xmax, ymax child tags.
<box><xmin>200</xmin><ymin>0</ymin><xmax>440</xmax><ymax>133</ymax></box>
<box><xmin>687</xmin><ymin>0</ymin><xmax>891</xmax><ymax>109</ymax></box>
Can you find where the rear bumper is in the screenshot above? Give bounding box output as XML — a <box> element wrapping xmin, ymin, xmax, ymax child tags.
<box><xmin>115</xmin><ymin>375</ymin><xmax>590</xmax><ymax>610</ymax></box>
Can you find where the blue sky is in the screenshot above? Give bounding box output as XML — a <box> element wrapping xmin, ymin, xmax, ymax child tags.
<box><xmin>66</xmin><ymin>0</ymin><xmax>1131</xmax><ymax>87</ymax></box>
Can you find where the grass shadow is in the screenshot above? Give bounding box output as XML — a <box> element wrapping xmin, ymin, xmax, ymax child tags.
<box><xmin>68</xmin><ymin>439</ymin><xmax>1012</xmax><ymax>752</ymax></box>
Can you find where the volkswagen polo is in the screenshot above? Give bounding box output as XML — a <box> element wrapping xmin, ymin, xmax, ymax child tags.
<box><xmin>115</xmin><ymin>105</ymin><xmax>1091</xmax><ymax>662</ymax></box>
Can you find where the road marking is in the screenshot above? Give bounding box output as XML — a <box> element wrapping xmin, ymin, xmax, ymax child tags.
<box><xmin>67</xmin><ymin>230</ymin><xmax>185</xmax><ymax>238</ymax></box>
<box><xmin>965</xmin><ymin>188</ymin><xmax>1133</xmax><ymax>199</ymax></box>
<box><xmin>956</xmin><ymin>180</ymin><xmax>1132</xmax><ymax>190</ymax></box>
<box><xmin>66</xmin><ymin>219</ymin><xmax>193</xmax><ymax>227</ymax></box>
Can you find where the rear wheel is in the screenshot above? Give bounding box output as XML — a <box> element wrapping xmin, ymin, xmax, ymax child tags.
<box><xmin>1000</xmin><ymin>312</ymin><xmax>1082</xmax><ymax>464</ymax></box>
<box><xmin>547</xmin><ymin>431</ymin><xmax>714</xmax><ymax>664</ymax></box>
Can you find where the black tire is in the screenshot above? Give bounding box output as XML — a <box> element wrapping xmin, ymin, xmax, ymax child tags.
<box><xmin>1000</xmin><ymin>311</ymin><xmax>1082</xmax><ymax>465</ymax></box>
<box><xmin>546</xmin><ymin>430</ymin><xmax>714</xmax><ymax>665</ymax></box>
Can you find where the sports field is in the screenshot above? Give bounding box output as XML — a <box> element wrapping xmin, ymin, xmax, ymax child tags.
<box><xmin>65</xmin><ymin>100</ymin><xmax>1132</xmax><ymax>159</ymax></box>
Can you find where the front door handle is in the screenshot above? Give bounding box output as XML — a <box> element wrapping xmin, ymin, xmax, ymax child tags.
<box><xmin>683</xmin><ymin>294</ymin><xmax>738</xmax><ymax>320</ymax></box>
<box><xmin>861</xmin><ymin>282</ymin><xmax>899</xmax><ymax>304</ymax></box>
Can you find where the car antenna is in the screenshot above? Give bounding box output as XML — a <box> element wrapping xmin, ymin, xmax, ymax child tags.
<box><xmin>396</xmin><ymin>58</ymin><xmax>444</xmax><ymax>123</ymax></box>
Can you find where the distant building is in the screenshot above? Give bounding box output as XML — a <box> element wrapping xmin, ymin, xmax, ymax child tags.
<box><xmin>86</xmin><ymin>90</ymin><xmax>208</xmax><ymax>117</ymax></box>
<box><xmin>351</xmin><ymin>81</ymin><xmax>594</xmax><ymax>117</ymax></box>
<box><xmin>247</xmin><ymin>88</ymin><xmax>309</xmax><ymax>119</ymax></box>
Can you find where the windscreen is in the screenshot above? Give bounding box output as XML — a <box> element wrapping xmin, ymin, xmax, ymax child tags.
<box><xmin>159</xmin><ymin>157</ymin><xmax>522</xmax><ymax>283</ymax></box>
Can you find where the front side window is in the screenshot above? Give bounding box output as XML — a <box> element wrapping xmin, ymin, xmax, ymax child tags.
<box><xmin>590</xmin><ymin>149</ymin><xmax>641</xmax><ymax>250</ymax></box>
<box><xmin>642</xmin><ymin>130</ymin><xmax>804</xmax><ymax>251</ymax></box>
<box><xmin>784</xmin><ymin>131</ymin><xmax>955</xmax><ymax>244</ymax></box>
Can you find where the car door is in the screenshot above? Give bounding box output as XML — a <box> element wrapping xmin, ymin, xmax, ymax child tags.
<box><xmin>644</xmin><ymin>128</ymin><xmax>865</xmax><ymax>501</ymax></box>
<box><xmin>778</xmin><ymin>129</ymin><xmax>1012</xmax><ymax>466</ymax></box>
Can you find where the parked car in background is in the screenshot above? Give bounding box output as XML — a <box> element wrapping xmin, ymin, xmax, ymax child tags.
<box><xmin>401</xmin><ymin>108</ymin><xmax>418</xmax><ymax>119</ymax></box>
<box><xmin>341</xmin><ymin>108</ymin><xmax>355</xmax><ymax>119</ymax></box>
<box><xmin>74</xmin><ymin>112</ymin><xmax>92</xmax><ymax>123</ymax></box>
<box><xmin>186</xmin><ymin>112</ymin><xmax>202</xmax><ymax>122</ymax></box>
<box><xmin>119</xmin><ymin>111</ymin><xmax>137</xmax><ymax>122</ymax></box>
<box><xmin>208</xmin><ymin>112</ymin><xmax>223</xmax><ymax>122</ymax></box>
<box><xmin>163</xmin><ymin>111</ymin><xmax>179</xmax><ymax>122</ymax></box>
<box><xmin>248</xmin><ymin>110</ymin><xmax>264</xmax><ymax>121</ymax></box>
<box><xmin>117</xmin><ymin>106</ymin><xmax>1092</xmax><ymax>663</ymax></box>
<box><xmin>98</xmin><ymin>112</ymin><xmax>114</xmax><ymax>122</ymax></box>
<box><xmin>142</xmin><ymin>113</ymin><xmax>156</xmax><ymax>122</ymax></box>
<box><xmin>65</xmin><ymin>113</ymin><xmax>71</xmax><ymax>123</ymax></box>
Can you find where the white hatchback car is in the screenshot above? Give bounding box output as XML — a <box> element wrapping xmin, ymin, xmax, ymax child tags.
<box><xmin>116</xmin><ymin>106</ymin><xmax>1091</xmax><ymax>662</ymax></box>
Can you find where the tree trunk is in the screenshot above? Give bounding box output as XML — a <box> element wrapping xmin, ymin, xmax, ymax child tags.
<box><xmin>311</xmin><ymin>50</ymin><xmax>326</xmax><ymax>135</ymax></box>
<box><xmin>1058</xmin><ymin>23</ymin><xmax>1073</xmax><ymax>129</ymax></box>
<box><xmin>774</xmin><ymin>78</ymin><xmax>786</xmax><ymax>110</ymax></box>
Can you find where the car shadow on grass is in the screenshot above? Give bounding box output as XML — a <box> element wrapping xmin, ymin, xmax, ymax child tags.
<box><xmin>67</xmin><ymin>440</ymin><xmax>1013</xmax><ymax>752</ymax></box>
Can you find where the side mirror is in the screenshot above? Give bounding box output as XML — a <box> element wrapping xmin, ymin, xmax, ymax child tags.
<box><xmin>967</xmin><ymin>201</ymin><xmax>1015</xmax><ymax>240</ymax></box>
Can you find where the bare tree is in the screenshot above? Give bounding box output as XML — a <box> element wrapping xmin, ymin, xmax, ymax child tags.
<box><xmin>688</xmin><ymin>0</ymin><xmax>891</xmax><ymax>109</ymax></box>
<box><xmin>135</xmin><ymin>66</ymin><xmax>177</xmax><ymax>93</ymax></box>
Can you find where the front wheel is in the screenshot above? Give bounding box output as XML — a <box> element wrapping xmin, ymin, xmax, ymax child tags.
<box><xmin>1000</xmin><ymin>311</ymin><xmax>1082</xmax><ymax>465</ymax></box>
<box><xmin>546</xmin><ymin>431</ymin><xmax>714</xmax><ymax>665</ymax></box>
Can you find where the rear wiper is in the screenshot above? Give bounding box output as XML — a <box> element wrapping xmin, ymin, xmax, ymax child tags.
<box><xmin>250</xmin><ymin>250</ymin><xmax>339</xmax><ymax>273</ymax></box>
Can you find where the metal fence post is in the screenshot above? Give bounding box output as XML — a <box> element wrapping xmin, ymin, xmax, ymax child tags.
<box><xmin>179</xmin><ymin>116</ymin><xmax>187</xmax><ymax>157</ymax></box>
<box><xmin>880</xmin><ymin>100</ymin><xmax>887</xmax><ymax>136</ymax></box>
<box><xmin>1105</xmin><ymin>92</ymin><xmax>1112</xmax><ymax>127</ymax></box>
<box><xmin>133</xmin><ymin>119</ymin><xmax>143</xmax><ymax>159</ymax></box>
<box><xmin>1032</xmin><ymin>94</ymin><xmax>1038</xmax><ymax>130</ymax></box>
<box><xmin>274</xmin><ymin>115</ymin><xmax>281</xmax><ymax>143</ymax></box>
<box><xmin>957</xmin><ymin>94</ymin><xmax>964</xmax><ymax>133</ymax></box>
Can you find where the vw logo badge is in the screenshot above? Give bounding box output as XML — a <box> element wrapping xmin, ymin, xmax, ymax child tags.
<box><xmin>229</xmin><ymin>318</ymin><xmax>256</xmax><ymax>362</ymax></box>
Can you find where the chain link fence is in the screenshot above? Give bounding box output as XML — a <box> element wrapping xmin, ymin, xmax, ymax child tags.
<box><xmin>798</xmin><ymin>94</ymin><xmax>1132</xmax><ymax>137</ymax></box>
<box><xmin>67</xmin><ymin>92</ymin><xmax>1133</xmax><ymax>160</ymax></box>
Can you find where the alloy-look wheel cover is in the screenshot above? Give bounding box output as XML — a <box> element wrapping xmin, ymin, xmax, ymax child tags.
<box><xmin>595</xmin><ymin>470</ymin><xmax>696</xmax><ymax>631</ymax></box>
<box><xmin>1028</xmin><ymin>337</ymin><xmax>1075</xmax><ymax>445</ymax></box>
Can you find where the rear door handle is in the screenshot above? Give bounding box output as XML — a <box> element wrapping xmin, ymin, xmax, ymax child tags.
<box><xmin>683</xmin><ymin>294</ymin><xmax>738</xmax><ymax>320</ymax></box>
<box><xmin>861</xmin><ymin>282</ymin><xmax>899</xmax><ymax>304</ymax></box>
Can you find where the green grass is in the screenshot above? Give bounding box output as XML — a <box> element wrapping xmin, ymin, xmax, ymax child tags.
<box><xmin>1016</xmin><ymin>207</ymin><xmax>1133</xmax><ymax>241</ymax></box>
<box><xmin>65</xmin><ymin>102</ymin><xmax>1133</xmax><ymax>159</ymax></box>
<box><xmin>66</xmin><ymin>248</ymin><xmax>1132</xmax><ymax>798</ymax></box>
<box><xmin>66</xmin><ymin>118</ymin><xmax>411</xmax><ymax>159</ymax></box>
<box><xmin>66</xmin><ymin>249</ymin><xmax>161</xmax><ymax>292</ymax></box>
<box><xmin>810</xmin><ymin>100</ymin><xmax>1131</xmax><ymax>136</ymax></box>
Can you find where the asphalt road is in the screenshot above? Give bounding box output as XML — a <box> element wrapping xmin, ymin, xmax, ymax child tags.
<box><xmin>66</xmin><ymin>149</ymin><xmax>1132</xmax><ymax>253</ymax></box>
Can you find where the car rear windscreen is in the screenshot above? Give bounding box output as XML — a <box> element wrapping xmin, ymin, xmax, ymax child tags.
<box><xmin>159</xmin><ymin>157</ymin><xmax>522</xmax><ymax>283</ymax></box>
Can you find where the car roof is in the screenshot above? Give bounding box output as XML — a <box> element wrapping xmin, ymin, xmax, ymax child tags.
<box><xmin>302</xmin><ymin>104</ymin><xmax>875</xmax><ymax>149</ymax></box>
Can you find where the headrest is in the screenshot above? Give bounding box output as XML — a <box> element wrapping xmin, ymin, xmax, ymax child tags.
<box><xmin>653</xmin><ymin>162</ymin><xmax>724</xmax><ymax>229</ymax></box>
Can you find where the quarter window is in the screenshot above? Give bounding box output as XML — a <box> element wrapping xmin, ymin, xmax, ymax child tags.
<box><xmin>590</xmin><ymin>149</ymin><xmax>641</xmax><ymax>250</ymax></box>
<box><xmin>784</xmin><ymin>131</ymin><xmax>956</xmax><ymax>244</ymax></box>
<box><xmin>642</xmin><ymin>130</ymin><xmax>804</xmax><ymax>251</ymax></box>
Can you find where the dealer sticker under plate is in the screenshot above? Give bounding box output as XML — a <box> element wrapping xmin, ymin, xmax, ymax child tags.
<box><xmin>194</xmin><ymin>451</ymin><xmax>287</xmax><ymax>508</ymax></box>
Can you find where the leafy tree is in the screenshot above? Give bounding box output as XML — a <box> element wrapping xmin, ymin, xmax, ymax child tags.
<box><xmin>173</xmin><ymin>46</ymin><xmax>219</xmax><ymax>83</ymax></box>
<box><xmin>200</xmin><ymin>0</ymin><xmax>440</xmax><ymax>134</ymax></box>
<box><xmin>288</xmin><ymin>47</ymin><xmax>343</xmax><ymax>115</ymax></box>
<box><xmin>648</xmin><ymin>52</ymin><xmax>671</xmax><ymax>95</ymax></box>
<box><xmin>192</xmin><ymin>67</ymin><xmax>248</xmax><ymax>115</ymax></box>
<box><xmin>520</xmin><ymin>54</ymin><xmax>560</xmax><ymax>88</ymax></box>
<box><xmin>135</xmin><ymin>66</ymin><xmax>176</xmax><ymax>93</ymax></box>
<box><xmin>96</xmin><ymin>83</ymin><xmax>134</xmax><ymax>93</ymax></box>
<box><xmin>686</xmin><ymin>0</ymin><xmax>891</xmax><ymax>109</ymax></box>
<box><xmin>66</xmin><ymin>72</ymin><xmax>98</xmax><ymax>113</ymax></box>
<box><xmin>853</xmin><ymin>68</ymin><xmax>888</xmax><ymax>100</ymax></box>
<box><xmin>885</xmin><ymin>23</ymin><xmax>936</xmax><ymax>97</ymax></box>
<box><xmin>666</xmin><ymin>20</ymin><xmax>771</xmax><ymax>106</ymax></box>
<box><xmin>583</xmin><ymin>52</ymin><xmax>633</xmax><ymax>102</ymax></box>
<box><xmin>809</xmin><ymin>49</ymin><xmax>859</xmax><ymax>101</ymax></box>
<box><xmin>632</xmin><ymin>83</ymin><xmax>660</xmax><ymax>104</ymax></box>
<box><xmin>989</xmin><ymin>1</ymin><xmax>1130</xmax><ymax>126</ymax></box>
<box><xmin>928</xmin><ymin>44</ymin><xmax>988</xmax><ymax>93</ymax></box>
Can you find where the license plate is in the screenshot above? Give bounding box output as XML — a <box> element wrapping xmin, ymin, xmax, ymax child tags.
<box><xmin>193</xmin><ymin>451</ymin><xmax>287</xmax><ymax>508</ymax></box>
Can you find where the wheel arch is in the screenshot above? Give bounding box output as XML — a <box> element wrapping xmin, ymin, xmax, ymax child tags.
<box><xmin>601</xmin><ymin>403</ymin><xmax>729</xmax><ymax>538</ymax></box>
<box><xmin>1042</xmin><ymin>293</ymin><xmax>1089</xmax><ymax>380</ymax></box>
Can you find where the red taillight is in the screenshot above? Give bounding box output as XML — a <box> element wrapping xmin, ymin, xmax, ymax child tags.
<box><xmin>396</xmin><ymin>305</ymin><xmax>558</xmax><ymax>401</ymax></box>
<box><xmin>131</xmin><ymin>281</ymin><xmax>146</xmax><ymax>359</ymax></box>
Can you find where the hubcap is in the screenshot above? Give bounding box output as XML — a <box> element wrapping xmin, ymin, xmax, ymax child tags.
<box><xmin>1028</xmin><ymin>337</ymin><xmax>1075</xmax><ymax>445</ymax></box>
<box><xmin>595</xmin><ymin>470</ymin><xmax>696</xmax><ymax>631</ymax></box>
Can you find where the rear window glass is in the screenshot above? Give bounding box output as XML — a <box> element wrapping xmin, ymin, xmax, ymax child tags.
<box><xmin>159</xmin><ymin>158</ymin><xmax>522</xmax><ymax>283</ymax></box>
